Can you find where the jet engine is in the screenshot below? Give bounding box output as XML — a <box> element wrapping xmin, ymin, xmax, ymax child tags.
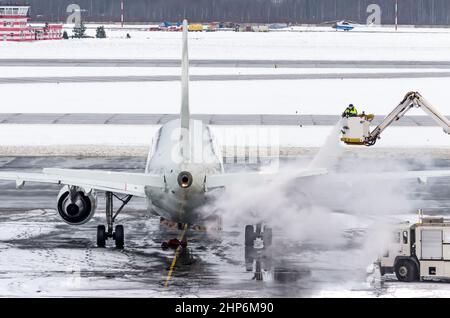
<box><xmin>57</xmin><ymin>185</ymin><xmax>97</xmax><ymax>225</ymax></box>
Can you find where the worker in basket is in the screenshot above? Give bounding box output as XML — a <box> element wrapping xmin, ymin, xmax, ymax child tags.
<box><xmin>342</xmin><ymin>104</ymin><xmax>358</xmax><ymax>117</ymax></box>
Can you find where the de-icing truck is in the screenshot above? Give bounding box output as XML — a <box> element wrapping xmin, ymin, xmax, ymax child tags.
<box><xmin>378</xmin><ymin>216</ymin><xmax>450</xmax><ymax>282</ymax></box>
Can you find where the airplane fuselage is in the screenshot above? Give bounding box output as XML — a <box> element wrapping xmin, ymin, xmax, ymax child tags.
<box><xmin>144</xmin><ymin>119</ymin><xmax>224</xmax><ymax>224</ymax></box>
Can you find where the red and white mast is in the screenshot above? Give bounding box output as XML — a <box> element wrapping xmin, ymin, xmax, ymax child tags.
<box><xmin>121</xmin><ymin>0</ymin><xmax>124</xmax><ymax>28</ymax></box>
<box><xmin>395</xmin><ymin>0</ymin><xmax>398</xmax><ymax>31</ymax></box>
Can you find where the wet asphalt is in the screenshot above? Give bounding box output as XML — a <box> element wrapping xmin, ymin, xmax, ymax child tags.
<box><xmin>0</xmin><ymin>155</ymin><xmax>448</xmax><ymax>297</ymax></box>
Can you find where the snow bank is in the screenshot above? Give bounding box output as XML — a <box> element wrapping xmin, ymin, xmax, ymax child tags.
<box><xmin>2</xmin><ymin>27</ymin><xmax>450</xmax><ymax>61</ymax></box>
<box><xmin>0</xmin><ymin>124</ymin><xmax>446</xmax><ymax>149</ymax></box>
<box><xmin>1</xmin><ymin>67</ymin><xmax>447</xmax><ymax>78</ymax></box>
<box><xmin>1</xmin><ymin>78</ymin><xmax>449</xmax><ymax>116</ymax></box>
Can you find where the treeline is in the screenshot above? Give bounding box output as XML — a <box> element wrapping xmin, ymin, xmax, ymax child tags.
<box><xmin>8</xmin><ymin>0</ymin><xmax>450</xmax><ymax>25</ymax></box>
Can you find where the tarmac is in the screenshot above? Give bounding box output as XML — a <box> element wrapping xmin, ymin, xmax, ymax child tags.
<box><xmin>0</xmin><ymin>155</ymin><xmax>448</xmax><ymax>297</ymax></box>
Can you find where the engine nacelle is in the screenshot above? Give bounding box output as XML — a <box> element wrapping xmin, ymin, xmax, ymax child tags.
<box><xmin>57</xmin><ymin>185</ymin><xmax>97</xmax><ymax>225</ymax></box>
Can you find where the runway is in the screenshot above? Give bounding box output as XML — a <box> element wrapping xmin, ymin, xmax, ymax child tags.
<box><xmin>0</xmin><ymin>72</ymin><xmax>450</xmax><ymax>84</ymax></box>
<box><xmin>2</xmin><ymin>71</ymin><xmax>450</xmax><ymax>84</ymax></box>
<box><xmin>0</xmin><ymin>113</ymin><xmax>445</xmax><ymax>127</ymax></box>
<box><xmin>2</xmin><ymin>58</ymin><xmax>450</xmax><ymax>69</ymax></box>
<box><xmin>0</xmin><ymin>155</ymin><xmax>448</xmax><ymax>297</ymax></box>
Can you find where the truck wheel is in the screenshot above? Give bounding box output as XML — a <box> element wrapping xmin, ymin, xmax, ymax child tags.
<box><xmin>395</xmin><ymin>260</ymin><xmax>418</xmax><ymax>282</ymax></box>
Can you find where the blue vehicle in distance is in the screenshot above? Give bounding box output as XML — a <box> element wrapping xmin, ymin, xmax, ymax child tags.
<box><xmin>333</xmin><ymin>20</ymin><xmax>355</xmax><ymax>31</ymax></box>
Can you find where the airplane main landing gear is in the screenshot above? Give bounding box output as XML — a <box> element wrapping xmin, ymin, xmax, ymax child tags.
<box><xmin>245</xmin><ymin>223</ymin><xmax>272</xmax><ymax>248</ymax></box>
<box><xmin>97</xmin><ymin>191</ymin><xmax>132</xmax><ymax>249</ymax></box>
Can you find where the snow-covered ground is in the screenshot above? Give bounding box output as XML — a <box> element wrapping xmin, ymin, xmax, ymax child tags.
<box><xmin>0</xmin><ymin>26</ymin><xmax>448</xmax><ymax>150</ymax></box>
<box><xmin>1</xmin><ymin>78</ymin><xmax>449</xmax><ymax>116</ymax></box>
<box><xmin>0</xmin><ymin>26</ymin><xmax>448</xmax><ymax>297</ymax></box>
<box><xmin>2</xmin><ymin>67</ymin><xmax>448</xmax><ymax>77</ymax></box>
<box><xmin>0</xmin><ymin>27</ymin><xmax>449</xmax><ymax>117</ymax></box>
<box><xmin>0</xmin><ymin>124</ymin><xmax>446</xmax><ymax>149</ymax></box>
<box><xmin>2</xmin><ymin>26</ymin><xmax>450</xmax><ymax>61</ymax></box>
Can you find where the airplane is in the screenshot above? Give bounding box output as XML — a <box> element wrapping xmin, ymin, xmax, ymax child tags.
<box><xmin>0</xmin><ymin>19</ymin><xmax>449</xmax><ymax>250</ymax></box>
<box><xmin>159</xmin><ymin>21</ymin><xmax>182</xmax><ymax>32</ymax></box>
<box><xmin>332</xmin><ymin>20</ymin><xmax>355</xmax><ymax>31</ymax></box>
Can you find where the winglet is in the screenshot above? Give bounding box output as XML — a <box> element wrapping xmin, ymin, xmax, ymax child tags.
<box><xmin>180</xmin><ymin>19</ymin><xmax>190</xmax><ymax>131</ymax></box>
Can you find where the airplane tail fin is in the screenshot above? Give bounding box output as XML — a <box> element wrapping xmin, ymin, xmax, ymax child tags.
<box><xmin>180</xmin><ymin>19</ymin><xmax>190</xmax><ymax>131</ymax></box>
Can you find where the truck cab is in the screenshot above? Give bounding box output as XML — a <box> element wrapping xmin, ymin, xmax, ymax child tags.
<box><xmin>379</xmin><ymin>222</ymin><xmax>416</xmax><ymax>279</ymax></box>
<box><xmin>379</xmin><ymin>217</ymin><xmax>450</xmax><ymax>282</ymax></box>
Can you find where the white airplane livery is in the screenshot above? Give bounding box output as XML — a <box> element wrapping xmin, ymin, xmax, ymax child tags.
<box><xmin>0</xmin><ymin>20</ymin><xmax>449</xmax><ymax>249</ymax></box>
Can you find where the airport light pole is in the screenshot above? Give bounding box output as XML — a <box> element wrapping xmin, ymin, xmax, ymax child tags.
<box><xmin>395</xmin><ymin>0</ymin><xmax>398</xmax><ymax>31</ymax></box>
<box><xmin>121</xmin><ymin>0</ymin><xmax>124</xmax><ymax>28</ymax></box>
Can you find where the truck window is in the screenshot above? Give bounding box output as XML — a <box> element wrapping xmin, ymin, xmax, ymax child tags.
<box><xmin>403</xmin><ymin>231</ymin><xmax>408</xmax><ymax>244</ymax></box>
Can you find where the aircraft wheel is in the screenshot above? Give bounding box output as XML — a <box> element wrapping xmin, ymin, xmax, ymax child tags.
<box><xmin>114</xmin><ymin>225</ymin><xmax>124</xmax><ymax>249</ymax></box>
<box><xmin>97</xmin><ymin>225</ymin><xmax>106</xmax><ymax>248</ymax></box>
<box><xmin>245</xmin><ymin>225</ymin><xmax>255</xmax><ymax>247</ymax></box>
<box><xmin>245</xmin><ymin>246</ymin><xmax>254</xmax><ymax>271</ymax></box>
<box><xmin>263</xmin><ymin>227</ymin><xmax>272</xmax><ymax>247</ymax></box>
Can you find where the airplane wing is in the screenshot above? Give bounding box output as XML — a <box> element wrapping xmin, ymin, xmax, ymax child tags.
<box><xmin>205</xmin><ymin>168</ymin><xmax>328</xmax><ymax>189</ymax></box>
<box><xmin>0</xmin><ymin>168</ymin><xmax>166</xmax><ymax>197</ymax></box>
<box><xmin>327</xmin><ymin>170</ymin><xmax>450</xmax><ymax>184</ymax></box>
<box><xmin>205</xmin><ymin>168</ymin><xmax>450</xmax><ymax>189</ymax></box>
